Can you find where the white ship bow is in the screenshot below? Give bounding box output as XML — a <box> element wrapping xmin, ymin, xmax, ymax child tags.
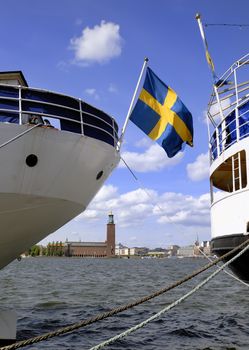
<box><xmin>0</xmin><ymin>71</ymin><xmax>120</xmax><ymax>269</ymax></box>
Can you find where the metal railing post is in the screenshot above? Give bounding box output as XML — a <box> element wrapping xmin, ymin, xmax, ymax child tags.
<box><xmin>216</xmin><ymin>127</ymin><xmax>220</xmax><ymax>157</ymax></box>
<box><xmin>112</xmin><ymin>118</ymin><xmax>116</xmax><ymax>147</ymax></box>
<box><xmin>232</xmin><ymin>155</ymin><xmax>235</xmax><ymax>192</ymax></box>
<box><xmin>18</xmin><ymin>86</ymin><xmax>22</xmax><ymax>125</ymax></box>
<box><xmin>238</xmin><ymin>151</ymin><xmax>242</xmax><ymax>190</ymax></box>
<box><xmin>79</xmin><ymin>99</ymin><xmax>84</xmax><ymax>135</ymax></box>
<box><xmin>234</xmin><ymin>67</ymin><xmax>240</xmax><ymax>143</ymax></box>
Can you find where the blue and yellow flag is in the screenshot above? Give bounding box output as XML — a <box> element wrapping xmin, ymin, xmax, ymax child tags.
<box><xmin>129</xmin><ymin>67</ymin><xmax>193</xmax><ymax>158</ymax></box>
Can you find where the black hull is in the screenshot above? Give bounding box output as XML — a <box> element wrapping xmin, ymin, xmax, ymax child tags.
<box><xmin>211</xmin><ymin>234</ymin><xmax>249</xmax><ymax>282</ymax></box>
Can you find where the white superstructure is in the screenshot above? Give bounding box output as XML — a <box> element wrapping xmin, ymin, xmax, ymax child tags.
<box><xmin>208</xmin><ymin>54</ymin><xmax>249</xmax><ymax>240</ymax></box>
<box><xmin>196</xmin><ymin>13</ymin><xmax>249</xmax><ymax>280</ymax></box>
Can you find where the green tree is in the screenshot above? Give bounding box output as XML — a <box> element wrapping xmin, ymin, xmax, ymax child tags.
<box><xmin>29</xmin><ymin>245</ymin><xmax>40</xmax><ymax>256</ymax></box>
<box><xmin>47</xmin><ymin>243</ymin><xmax>51</xmax><ymax>256</ymax></box>
<box><xmin>45</xmin><ymin>241</ymin><xmax>64</xmax><ymax>257</ymax></box>
<box><xmin>51</xmin><ymin>241</ymin><xmax>55</xmax><ymax>256</ymax></box>
<box><xmin>58</xmin><ymin>241</ymin><xmax>64</xmax><ymax>256</ymax></box>
<box><xmin>41</xmin><ymin>246</ymin><xmax>47</xmax><ymax>256</ymax></box>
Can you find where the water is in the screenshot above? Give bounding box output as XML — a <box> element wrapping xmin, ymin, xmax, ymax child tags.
<box><xmin>0</xmin><ymin>257</ymin><xmax>248</xmax><ymax>349</ymax></box>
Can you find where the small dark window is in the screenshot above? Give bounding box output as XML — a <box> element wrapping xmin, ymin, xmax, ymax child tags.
<box><xmin>96</xmin><ymin>170</ymin><xmax>103</xmax><ymax>180</ymax></box>
<box><xmin>26</xmin><ymin>154</ymin><xmax>38</xmax><ymax>167</ymax></box>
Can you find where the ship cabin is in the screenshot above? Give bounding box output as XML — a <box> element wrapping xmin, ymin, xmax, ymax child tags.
<box><xmin>208</xmin><ymin>55</ymin><xmax>249</xmax><ymax>204</ymax></box>
<box><xmin>0</xmin><ymin>71</ymin><xmax>119</xmax><ymax>148</ymax></box>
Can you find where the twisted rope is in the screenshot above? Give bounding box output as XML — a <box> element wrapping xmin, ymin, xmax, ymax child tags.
<box><xmin>1</xmin><ymin>238</ymin><xmax>249</xmax><ymax>350</ymax></box>
<box><xmin>90</xmin><ymin>242</ymin><xmax>249</xmax><ymax>349</ymax></box>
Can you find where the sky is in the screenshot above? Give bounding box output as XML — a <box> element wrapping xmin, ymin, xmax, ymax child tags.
<box><xmin>1</xmin><ymin>0</ymin><xmax>249</xmax><ymax>248</ymax></box>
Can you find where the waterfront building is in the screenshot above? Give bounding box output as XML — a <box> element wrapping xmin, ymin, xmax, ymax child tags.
<box><xmin>64</xmin><ymin>213</ymin><xmax>115</xmax><ymax>258</ymax></box>
<box><xmin>115</xmin><ymin>243</ymin><xmax>127</xmax><ymax>256</ymax></box>
<box><xmin>177</xmin><ymin>245</ymin><xmax>195</xmax><ymax>257</ymax></box>
<box><xmin>116</xmin><ymin>246</ymin><xmax>149</xmax><ymax>257</ymax></box>
<box><xmin>200</xmin><ymin>241</ymin><xmax>211</xmax><ymax>256</ymax></box>
<box><xmin>118</xmin><ymin>247</ymin><xmax>130</xmax><ymax>256</ymax></box>
<box><xmin>129</xmin><ymin>247</ymin><xmax>149</xmax><ymax>256</ymax></box>
<box><xmin>167</xmin><ymin>245</ymin><xmax>180</xmax><ymax>256</ymax></box>
<box><xmin>147</xmin><ymin>251</ymin><xmax>167</xmax><ymax>258</ymax></box>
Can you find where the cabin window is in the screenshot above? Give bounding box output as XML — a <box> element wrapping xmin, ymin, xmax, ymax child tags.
<box><xmin>211</xmin><ymin>150</ymin><xmax>247</xmax><ymax>196</ymax></box>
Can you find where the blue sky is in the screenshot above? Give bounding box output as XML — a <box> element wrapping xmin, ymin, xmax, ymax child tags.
<box><xmin>1</xmin><ymin>0</ymin><xmax>248</xmax><ymax>247</ymax></box>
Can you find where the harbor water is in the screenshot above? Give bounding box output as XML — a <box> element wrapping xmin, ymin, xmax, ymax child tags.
<box><xmin>0</xmin><ymin>257</ymin><xmax>248</xmax><ymax>349</ymax></box>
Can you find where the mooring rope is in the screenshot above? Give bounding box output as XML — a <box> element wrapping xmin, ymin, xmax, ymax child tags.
<box><xmin>90</xmin><ymin>242</ymin><xmax>249</xmax><ymax>350</ymax></box>
<box><xmin>1</xmin><ymin>238</ymin><xmax>249</xmax><ymax>350</ymax></box>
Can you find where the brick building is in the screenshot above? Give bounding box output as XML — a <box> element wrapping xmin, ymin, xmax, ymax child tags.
<box><xmin>64</xmin><ymin>213</ymin><xmax>115</xmax><ymax>258</ymax></box>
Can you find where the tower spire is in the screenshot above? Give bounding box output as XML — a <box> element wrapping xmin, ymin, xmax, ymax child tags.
<box><xmin>108</xmin><ymin>211</ymin><xmax>114</xmax><ymax>224</ymax></box>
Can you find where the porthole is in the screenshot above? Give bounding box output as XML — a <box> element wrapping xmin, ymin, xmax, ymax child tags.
<box><xmin>96</xmin><ymin>170</ymin><xmax>103</xmax><ymax>180</ymax></box>
<box><xmin>26</xmin><ymin>154</ymin><xmax>38</xmax><ymax>167</ymax></box>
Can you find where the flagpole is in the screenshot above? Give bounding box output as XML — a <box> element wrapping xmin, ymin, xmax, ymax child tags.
<box><xmin>117</xmin><ymin>57</ymin><xmax>149</xmax><ymax>151</ymax></box>
<box><xmin>195</xmin><ymin>13</ymin><xmax>217</xmax><ymax>83</ymax></box>
<box><xmin>196</xmin><ymin>13</ymin><xmax>225</xmax><ymax>121</ymax></box>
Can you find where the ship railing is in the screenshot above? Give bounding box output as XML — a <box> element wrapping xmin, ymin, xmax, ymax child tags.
<box><xmin>209</xmin><ymin>101</ymin><xmax>249</xmax><ymax>162</ymax></box>
<box><xmin>0</xmin><ymin>84</ymin><xmax>119</xmax><ymax>148</ymax></box>
<box><xmin>207</xmin><ymin>53</ymin><xmax>249</xmax><ymax>163</ymax></box>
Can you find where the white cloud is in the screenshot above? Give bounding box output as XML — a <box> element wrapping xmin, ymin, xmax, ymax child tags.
<box><xmin>95</xmin><ymin>184</ymin><xmax>118</xmax><ymax>201</ymax></box>
<box><xmin>75</xmin><ymin>185</ymin><xmax>210</xmax><ymax>230</ymax></box>
<box><xmin>108</xmin><ymin>83</ymin><xmax>118</xmax><ymax>93</ymax></box>
<box><xmin>204</xmin><ymin>97</ymin><xmax>232</xmax><ymax>125</ymax></box>
<box><xmin>134</xmin><ymin>137</ymin><xmax>153</xmax><ymax>149</ymax></box>
<box><xmin>84</xmin><ymin>88</ymin><xmax>99</xmax><ymax>100</ymax></box>
<box><xmin>119</xmin><ymin>144</ymin><xmax>183</xmax><ymax>172</ymax></box>
<box><xmin>186</xmin><ymin>152</ymin><xmax>209</xmax><ymax>181</ymax></box>
<box><xmin>79</xmin><ymin>209</ymin><xmax>98</xmax><ymax>220</ymax></box>
<box><xmin>45</xmin><ymin>184</ymin><xmax>211</xmax><ymax>247</ymax></box>
<box><xmin>154</xmin><ymin>192</ymin><xmax>210</xmax><ymax>227</ymax></box>
<box><xmin>119</xmin><ymin>188</ymin><xmax>156</xmax><ymax>204</ymax></box>
<box><xmin>70</xmin><ymin>20</ymin><xmax>123</xmax><ymax>64</ymax></box>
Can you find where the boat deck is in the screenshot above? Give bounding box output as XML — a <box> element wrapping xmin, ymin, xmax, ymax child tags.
<box><xmin>0</xmin><ymin>84</ymin><xmax>119</xmax><ymax>148</ymax></box>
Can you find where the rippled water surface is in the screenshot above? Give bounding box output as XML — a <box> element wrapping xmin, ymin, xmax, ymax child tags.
<box><xmin>0</xmin><ymin>257</ymin><xmax>249</xmax><ymax>349</ymax></box>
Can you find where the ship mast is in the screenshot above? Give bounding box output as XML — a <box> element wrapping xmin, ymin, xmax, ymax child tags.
<box><xmin>195</xmin><ymin>13</ymin><xmax>217</xmax><ymax>82</ymax></box>
<box><xmin>195</xmin><ymin>13</ymin><xmax>225</xmax><ymax>139</ymax></box>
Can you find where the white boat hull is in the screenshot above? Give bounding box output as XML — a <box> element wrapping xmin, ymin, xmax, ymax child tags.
<box><xmin>0</xmin><ymin>123</ymin><xmax>119</xmax><ymax>269</ymax></box>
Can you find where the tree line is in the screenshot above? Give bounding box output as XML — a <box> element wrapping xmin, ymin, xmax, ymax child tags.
<box><xmin>28</xmin><ymin>241</ymin><xmax>64</xmax><ymax>257</ymax></box>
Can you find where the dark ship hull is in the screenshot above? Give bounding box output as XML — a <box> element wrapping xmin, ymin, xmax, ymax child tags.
<box><xmin>211</xmin><ymin>234</ymin><xmax>249</xmax><ymax>282</ymax></box>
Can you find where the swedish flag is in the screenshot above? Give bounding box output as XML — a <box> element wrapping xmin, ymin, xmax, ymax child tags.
<box><xmin>130</xmin><ymin>67</ymin><xmax>193</xmax><ymax>158</ymax></box>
